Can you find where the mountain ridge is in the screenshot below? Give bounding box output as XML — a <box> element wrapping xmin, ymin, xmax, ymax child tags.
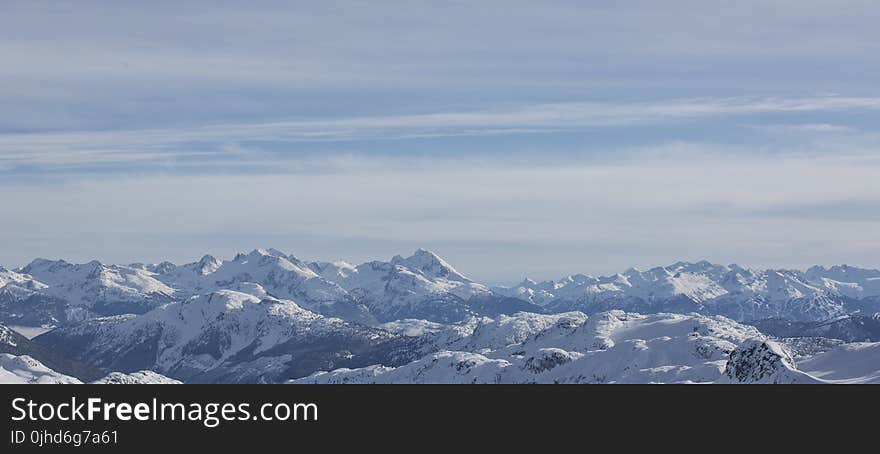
<box><xmin>3</xmin><ymin>250</ymin><xmax>880</xmax><ymax>330</ymax></box>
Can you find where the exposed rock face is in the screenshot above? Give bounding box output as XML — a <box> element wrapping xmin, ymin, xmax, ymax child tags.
<box><xmin>721</xmin><ymin>339</ymin><xmax>820</xmax><ymax>384</ymax></box>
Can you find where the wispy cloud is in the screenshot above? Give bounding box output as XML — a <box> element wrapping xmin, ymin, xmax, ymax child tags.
<box><xmin>749</xmin><ymin>123</ymin><xmax>860</xmax><ymax>134</ymax></box>
<box><xmin>3</xmin><ymin>95</ymin><xmax>880</xmax><ymax>170</ymax></box>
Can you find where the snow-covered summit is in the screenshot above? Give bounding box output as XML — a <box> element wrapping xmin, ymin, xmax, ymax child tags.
<box><xmin>16</xmin><ymin>258</ymin><xmax>174</xmax><ymax>316</ymax></box>
<box><xmin>301</xmin><ymin>249</ymin><xmax>495</xmax><ymax>323</ymax></box>
<box><xmin>390</xmin><ymin>248</ymin><xmax>471</xmax><ymax>282</ymax></box>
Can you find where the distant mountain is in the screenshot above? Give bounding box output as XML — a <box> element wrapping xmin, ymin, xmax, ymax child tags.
<box><xmin>495</xmin><ymin>261</ymin><xmax>880</xmax><ymax>321</ymax></box>
<box><xmin>20</xmin><ymin>259</ymin><xmax>175</xmax><ymax>316</ymax></box>
<box><xmin>7</xmin><ymin>251</ymin><xmax>880</xmax><ymax>329</ymax></box>
<box><xmin>153</xmin><ymin>248</ymin><xmax>374</xmax><ymax>324</ymax></box>
<box><xmin>0</xmin><ymin>259</ymin><xmax>174</xmax><ymax>326</ymax></box>
<box><xmin>308</xmin><ymin>248</ymin><xmax>540</xmax><ymax>323</ymax></box>
<box><xmin>1</xmin><ymin>249</ymin><xmax>545</xmax><ymax>327</ymax></box>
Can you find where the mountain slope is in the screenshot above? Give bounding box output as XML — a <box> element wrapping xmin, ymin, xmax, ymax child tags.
<box><xmin>32</xmin><ymin>290</ymin><xmax>422</xmax><ymax>383</ymax></box>
<box><xmin>797</xmin><ymin>342</ymin><xmax>880</xmax><ymax>384</ymax></box>
<box><xmin>0</xmin><ymin>324</ymin><xmax>105</xmax><ymax>381</ymax></box>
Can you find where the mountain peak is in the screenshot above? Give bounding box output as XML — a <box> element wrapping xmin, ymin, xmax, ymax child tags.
<box><xmin>152</xmin><ymin>261</ymin><xmax>177</xmax><ymax>274</ymax></box>
<box><xmin>401</xmin><ymin>248</ymin><xmax>444</xmax><ymax>263</ymax></box>
<box><xmin>391</xmin><ymin>249</ymin><xmax>469</xmax><ymax>282</ymax></box>
<box><xmin>520</xmin><ymin>278</ymin><xmax>538</xmax><ymax>287</ymax></box>
<box><xmin>231</xmin><ymin>248</ymin><xmax>292</xmax><ymax>264</ymax></box>
<box><xmin>20</xmin><ymin>258</ymin><xmax>68</xmax><ymax>273</ymax></box>
<box><xmin>249</xmin><ymin>248</ymin><xmax>288</xmax><ymax>258</ymax></box>
<box><xmin>196</xmin><ymin>255</ymin><xmax>222</xmax><ymax>275</ymax></box>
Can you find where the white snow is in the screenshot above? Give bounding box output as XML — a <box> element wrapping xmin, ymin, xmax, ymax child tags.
<box><xmin>797</xmin><ymin>342</ymin><xmax>880</xmax><ymax>384</ymax></box>
<box><xmin>18</xmin><ymin>259</ymin><xmax>174</xmax><ymax>308</ymax></box>
<box><xmin>295</xmin><ymin>309</ymin><xmax>880</xmax><ymax>384</ymax></box>
<box><xmin>293</xmin><ymin>311</ymin><xmax>766</xmax><ymax>384</ymax></box>
<box><xmin>68</xmin><ymin>289</ymin><xmax>351</xmax><ymax>377</ymax></box>
<box><xmin>316</xmin><ymin>249</ymin><xmax>492</xmax><ymax>315</ymax></box>
<box><xmin>378</xmin><ymin>319</ymin><xmax>447</xmax><ymax>337</ymax></box>
<box><xmin>92</xmin><ymin>371</ymin><xmax>182</xmax><ymax>384</ymax></box>
<box><xmin>0</xmin><ymin>354</ymin><xmax>82</xmax><ymax>384</ymax></box>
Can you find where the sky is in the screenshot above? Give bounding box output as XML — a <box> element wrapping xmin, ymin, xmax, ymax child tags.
<box><xmin>2</xmin><ymin>0</ymin><xmax>880</xmax><ymax>283</ymax></box>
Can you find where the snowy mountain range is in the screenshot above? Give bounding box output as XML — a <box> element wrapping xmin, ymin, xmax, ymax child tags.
<box><xmin>1</xmin><ymin>249</ymin><xmax>879</xmax><ymax>384</ymax></box>
<box><xmin>494</xmin><ymin>262</ymin><xmax>880</xmax><ymax>322</ymax></box>
<box><xmin>4</xmin><ymin>250</ymin><xmax>879</xmax><ymax>329</ymax></box>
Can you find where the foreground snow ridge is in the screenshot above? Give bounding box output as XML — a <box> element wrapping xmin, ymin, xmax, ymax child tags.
<box><xmin>292</xmin><ymin>311</ymin><xmax>879</xmax><ymax>384</ymax></box>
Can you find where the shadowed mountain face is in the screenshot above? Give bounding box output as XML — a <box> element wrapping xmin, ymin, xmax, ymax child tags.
<box><xmin>0</xmin><ymin>324</ymin><xmax>105</xmax><ymax>381</ymax></box>
<box><xmin>31</xmin><ymin>291</ymin><xmax>426</xmax><ymax>383</ymax></box>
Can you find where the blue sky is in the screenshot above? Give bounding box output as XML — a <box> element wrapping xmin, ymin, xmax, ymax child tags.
<box><xmin>2</xmin><ymin>1</ymin><xmax>880</xmax><ymax>282</ymax></box>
